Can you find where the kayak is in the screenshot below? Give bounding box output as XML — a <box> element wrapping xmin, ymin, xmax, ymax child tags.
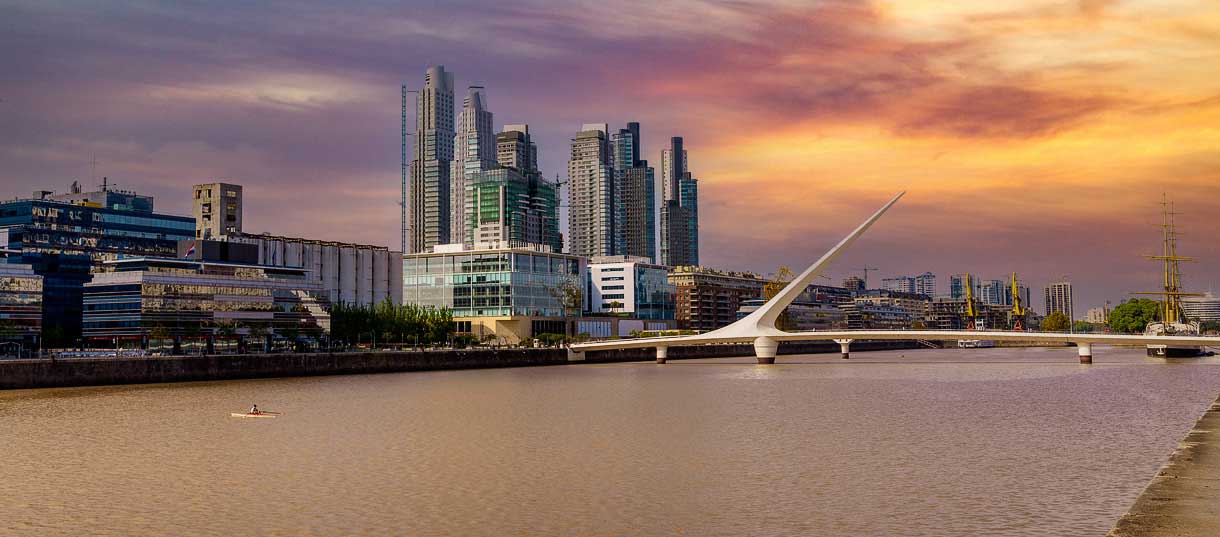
<box><xmin>230</xmin><ymin>412</ymin><xmax>277</xmax><ymax>419</ymax></box>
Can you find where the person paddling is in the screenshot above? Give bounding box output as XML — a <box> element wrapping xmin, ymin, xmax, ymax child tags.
<box><xmin>248</xmin><ymin>404</ymin><xmax>260</xmax><ymax>415</ymax></box>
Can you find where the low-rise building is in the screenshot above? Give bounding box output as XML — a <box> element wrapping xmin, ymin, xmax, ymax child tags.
<box><xmin>0</xmin><ymin>250</ymin><xmax>43</xmax><ymax>354</ymax></box>
<box><xmin>402</xmin><ymin>244</ymin><xmax>586</xmax><ymax>343</ymax></box>
<box><xmin>1085</xmin><ymin>306</ymin><xmax>1110</xmax><ymax>324</ymax></box>
<box><xmin>840</xmin><ymin>302</ymin><xmax>911</xmax><ymax>330</ymax></box>
<box><xmin>82</xmin><ymin>252</ymin><xmax>331</xmax><ymax>353</ymax></box>
<box><xmin>587</xmin><ymin>255</ymin><xmax>675</xmax><ymax>320</ymax></box>
<box><xmin>669</xmin><ymin>266</ymin><xmax>765</xmax><ymax>331</ymax></box>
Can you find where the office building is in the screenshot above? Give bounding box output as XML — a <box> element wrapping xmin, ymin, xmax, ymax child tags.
<box><xmin>949</xmin><ymin>273</ymin><xmax>979</xmax><ymax>300</ymax></box>
<box><xmin>660</xmin><ymin>136</ymin><xmax>699</xmax><ymax>267</ymax></box>
<box><xmin>914</xmin><ymin>272</ymin><xmax>935</xmax><ymax>296</ymax></box>
<box><xmin>1045</xmin><ymin>281</ymin><xmax>1074</xmax><ymax>319</ymax></box>
<box><xmin>612</xmin><ymin>123</ymin><xmax>656</xmax><ymax>262</ymax></box>
<box><xmin>979</xmin><ymin>279</ymin><xmax>1006</xmax><ymax>305</ymax></box>
<box><xmin>192</xmin><ymin>182</ymin><xmax>242</xmax><ymax>239</ymax></box>
<box><xmin>0</xmin><ymin>251</ymin><xmax>43</xmax><ymax>354</ymax></box>
<box><xmin>669</xmin><ymin>266</ymin><xmax>765</xmax><ymax>331</ymax></box>
<box><xmin>82</xmin><ymin>244</ymin><xmax>331</xmax><ymax>353</ymax></box>
<box><xmin>1004</xmin><ymin>280</ymin><xmax>1032</xmax><ymax>309</ymax></box>
<box><xmin>587</xmin><ymin>255</ymin><xmax>675</xmax><ymax>320</ymax></box>
<box><xmin>567</xmin><ymin>124</ymin><xmax>615</xmax><ymax>258</ymax></box>
<box><xmin>404</xmin><ymin>65</ymin><xmax>455</xmax><ymax>253</ymax></box>
<box><xmin>841</xmin><ymin>302</ymin><xmax>911</xmax><ymax>330</ymax></box>
<box><xmin>1086</xmin><ymin>306</ymin><xmax>1110</xmax><ymax>324</ymax></box>
<box><xmin>402</xmin><ymin>244</ymin><xmax>586</xmax><ymax>343</ymax></box>
<box><xmin>467</xmin><ymin>168</ymin><xmax>562</xmax><ymax>252</ymax></box>
<box><xmin>0</xmin><ymin>189</ymin><xmax>196</xmax><ymax>344</ymax></box>
<box><xmin>44</xmin><ymin>178</ymin><xmax>153</xmax><ymax>212</ymax></box>
<box><xmin>450</xmin><ymin>87</ymin><xmax>496</xmax><ymax>246</ymax></box>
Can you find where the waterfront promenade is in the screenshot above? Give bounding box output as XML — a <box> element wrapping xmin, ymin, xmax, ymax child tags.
<box><xmin>1110</xmin><ymin>393</ymin><xmax>1220</xmax><ymax>536</ymax></box>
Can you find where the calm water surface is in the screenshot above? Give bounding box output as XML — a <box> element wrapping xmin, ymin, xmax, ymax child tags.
<box><xmin>3</xmin><ymin>347</ymin><xmax>1220</xmax><ymax>536</ymax></box>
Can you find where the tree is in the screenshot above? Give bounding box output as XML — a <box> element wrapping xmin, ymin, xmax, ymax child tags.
<box><xmin>1041</xmin><ymin>311</ymin><xmax>1070</xmax><ymax>332</ymax></box>
<box><xmin>547</xmin><ymin>275</ymin><xmax>583</xmax><ymax>318</ymax></box>
<box><xmin>1108</xmin><ymin>298</ymin><xmax>1161</xmax><ymax>334</ymax></box>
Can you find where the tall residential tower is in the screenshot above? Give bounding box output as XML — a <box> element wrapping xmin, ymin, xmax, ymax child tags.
<box><xmin>450</xmin><ymin>86</ymin><xmax>495</xmax><ymax>247</ymax></box>
<box><xmin>612</xmin><ymin>122</ymin><xmax>656</xmax><ymax>262</ymax></box>
<box><xmin>404</xmin><ymin>65</ymin><xmax>455</xmax><ymax>253</ymax></box>
<box><xmin>567</xmin><ymin>124</ymin><xmax>615</xmax><ymax>258</ymax></box>
<box><xmin>660</xmin><ymin>136</ymin><xmax>699</xmax><ymax>267</ymax></box>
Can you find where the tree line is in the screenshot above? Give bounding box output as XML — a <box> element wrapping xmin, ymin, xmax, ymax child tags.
<box><xmin>329</xmin><ymin>298</ymin><xmax>455</xmax><ymax>347</ymax></box>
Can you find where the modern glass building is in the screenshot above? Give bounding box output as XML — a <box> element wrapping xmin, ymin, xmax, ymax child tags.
<box><xmin>466</xmin><ymin>168</ymin><xmax>562</xmax><ymax>252</ymax></box>
<box><xmin>0</xmin><ymin>195</ymin><xmax>196</xmax><ymax>345</ymax></box>
<box><xmin>82</xmin><ymin>257</ymin><xmax>330</xmax><ymax>353</ymax></box>
<box><xmin>403</xmin><ymin>246</ymin><xmax>585</xmax><ymax>342</ymax></box>
<box><xmin>0</xmin><ymin>250</ymin><xmax>43</xmax><ymax>356</ymax></box>
<box><xmin>587</xmin><ymin>256</ymin><xmax>675</xmax><ymax>320</ymax></box>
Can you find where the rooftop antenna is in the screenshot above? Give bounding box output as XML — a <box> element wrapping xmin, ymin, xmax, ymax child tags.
<box><xmin>90</xmin><ymin>155</ymin><xmax>98</xmax><ymax>185</ymax></box>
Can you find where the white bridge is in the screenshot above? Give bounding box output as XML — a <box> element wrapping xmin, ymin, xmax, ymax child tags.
<box><xmin>569</xmin><ymin>192</ymin><xmax>1220</xmax><ymax>364</ymax></box>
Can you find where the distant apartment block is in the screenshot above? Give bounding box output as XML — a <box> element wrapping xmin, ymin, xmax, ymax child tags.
<box><xmin>1045</xmin><ymin>281</ymin><xmax>1074</xmax><ymax>319</ymax></box>
<box><xmin>669</xmin><ymin>266</ymin><xmax>765</xmax><ymax>331</ymax></box>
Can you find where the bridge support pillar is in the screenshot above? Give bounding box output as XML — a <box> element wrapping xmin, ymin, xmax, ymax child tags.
<box><xmin>656</xmin><ymin>346</ymin><xmax>668</xmax><ymax>364</ymax></box>
<box><xmin>754</xmin><ymin>336</ymin><xmax>778</xmax><ymax>364</ymax></box>
<box><xmin>834</xmin><ymin>339</ymin><xmax>854</xmax><ymax>359</ymax></box>
<box><xmin>1078</xmin><ymin>343</ymin><xmax>1093</xmax><ymax>364</ymax></box>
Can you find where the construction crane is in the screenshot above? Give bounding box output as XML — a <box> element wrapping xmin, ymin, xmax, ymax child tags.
<box><xmin>1010</xmin><ymin>272</ymin><xmax>1026</xmax><ymax>331</ymax></box>
<box><xmin>964</xmin><ymin>273</ymin><xmax>979</xmax><ymax>330</ymax></box>
<box><xmin>858</xmin><ymin>264</ymin><xmax>878</xmax><ymax>289</ymax></box>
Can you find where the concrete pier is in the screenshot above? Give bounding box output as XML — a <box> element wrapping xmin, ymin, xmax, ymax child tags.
<box><xmin>1108</xmin><ymin>394</ymin><xmax>1220</xmax><ymax>536</ymax></box>
<box><xmin>835</xmin><ymin>339</ymin><xmax>854</xmax><ymax>359</ymax></box>
<box><xmin>1079</xmin><ymin>342</ymin><xmax>1093</xmax><ymax>364</ymax></box>
<box><xmin>656</xmin><ymin>346</ymin><xmax>667</xmax><ymax>364</ymax></box>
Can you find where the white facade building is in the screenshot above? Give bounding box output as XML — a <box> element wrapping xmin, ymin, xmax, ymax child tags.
<box><xmin>587</xmin><ymin>255</ymin><xmax>675</xmax><ymax>320</ymax></box>
<box><xmin>228</xmin><ymin>233</ymin><xmax>403</xmax><ymax>307</ymax></box>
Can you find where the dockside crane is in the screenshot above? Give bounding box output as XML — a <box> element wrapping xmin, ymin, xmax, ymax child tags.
<box><xmin>856</xmin><ymin>266</ymin><xmax>878</xmax><ymax>289</ymax></box>
<box><xmin>964</xmin><ymin>273</ymin><xmax>979</xmax><ymax>330</ymax></box>
<box><xmin>1010</xmin><ymin>272</ymin><xmax>1027</xmax><ymax>331</ymax></box>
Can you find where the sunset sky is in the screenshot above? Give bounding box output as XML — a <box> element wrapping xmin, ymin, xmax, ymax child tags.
<box><xmin>3</xmin><ymin>0</ymin><xmax>1218</xmax><ymax>312</ymax></box>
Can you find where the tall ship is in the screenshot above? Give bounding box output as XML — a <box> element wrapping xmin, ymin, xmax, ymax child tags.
<box><xmin>1138</xmin><ymin>195</ymin><xmax>1205</xmax><ymax>357</ymax></box>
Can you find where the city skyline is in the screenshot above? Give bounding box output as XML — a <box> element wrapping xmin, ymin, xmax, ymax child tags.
<box><xmin>2</xmin><ymin>0</ymin><xmax>1218</xmax><ymax>311</ymax></box>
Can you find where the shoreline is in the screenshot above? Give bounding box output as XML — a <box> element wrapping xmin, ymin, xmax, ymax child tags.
<box><xmin>1108</xmin><ymin>393</ymin><xmax>1220</xmax><ymax>536</ymax></box>
<box><xmin>0</xmin><ymin>340</ymin><xmax>920</xmax><ymax>390</ymax></box>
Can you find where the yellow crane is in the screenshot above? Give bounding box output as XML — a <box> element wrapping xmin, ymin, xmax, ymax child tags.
<box><xmin>1010</xmin><ymin>272</ymin><xmax>1026</xmax><ymax>331</ymax></box>
<box><xmin>964</xmin><ymin>273</ymin><xmax>978</xmax><ymax>330</ymax></box>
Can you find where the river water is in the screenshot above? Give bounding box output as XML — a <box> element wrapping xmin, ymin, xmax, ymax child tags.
<box><xmin>3</xmin><ymin>347</ymin><xmax>1219</xmax><ymax>536</ymax></box>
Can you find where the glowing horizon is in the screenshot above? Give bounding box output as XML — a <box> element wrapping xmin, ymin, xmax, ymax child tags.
<box><xmin>2</xmin><ymin>0</ymin><xmax>1217</xmax><ymax>312</ymax></box>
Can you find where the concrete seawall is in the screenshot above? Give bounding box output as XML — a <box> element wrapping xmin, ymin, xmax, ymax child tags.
<box><xmin>0</xmin><ymin>340</ymin><xmax>921</xmax><ymax>390</ymax></box>
<box><xmin>1109</xmin><ymin>394</ymin><xmax>1220</xmax><ymax>536</ymax></box>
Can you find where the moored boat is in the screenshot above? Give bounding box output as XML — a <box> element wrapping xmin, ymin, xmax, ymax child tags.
<box><xmin>230</xmin><ymin>412</ymin><xmax>277</xmax><ymax>419</ymax></box>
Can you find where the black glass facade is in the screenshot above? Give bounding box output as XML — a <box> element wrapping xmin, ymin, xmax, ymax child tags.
<box><xmin>0</xmin><ymin>199</ymin><xmax>196</xmax><ymax>344</ymax></box>
<box><xmin>82</xmin><ymin>258</ymin><xmax>330</xmax><ymax>353</ymax></box>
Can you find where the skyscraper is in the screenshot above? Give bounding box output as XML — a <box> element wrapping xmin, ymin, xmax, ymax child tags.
<box><xmin>465</xmin><ymin>124</ymin><xmax>561</xmax><ymax>252</ymax></box>
<box><xmin>612</xmin><ymin>123</ymin><xmax>656</xmax><ymax>262</ymax></box>
<box><xmin>660</xmin><ymin>136</ymin><xmax>699</xmax><ymax>266</ymax></box>
<box><xmin>1045</xmin><ymin>281</ymin><xmax>1074</xmax><ymax>319</ymax></box>
<box><xmin>450</xmin><ymin>86</ymin><xmax>495</xmax><ymax>247</ymax></box>
<box><xmin>467</xmin><ymin>168</ymin><xmax>562</xmax><ymax>252</ymax></box>
<box><xmin>914</xmin><ymin>272</ymin><xmax>936</xmax><ymax>296</ymax></box>
<box><xmin>404</xmin><ymin>65</ymin><xmax>455</xmax><ymax>254</ymax></box>
<box><xmin>567</xmin><ymin>124</ymin><xmax>614</xmax><ymax>258</ymax></box>
<box><xmin>496</xmin><ymin>124</ymin><xmax>538</xmax><ymax>176</ymax></box>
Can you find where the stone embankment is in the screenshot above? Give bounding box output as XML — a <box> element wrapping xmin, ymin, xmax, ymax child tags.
<box><xmin>1109</xmin><ymin>394</ymin><xmax>1220</xmax><ymax>536</ymax></box>
<box><xmin>0</xmin><ymin>340</ymin><xmax>919</xmax><ymax>390</ymax></box>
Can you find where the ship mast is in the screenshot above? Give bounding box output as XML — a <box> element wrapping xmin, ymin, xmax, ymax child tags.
<box><xmin>1134</xmin><ymin>194</ymin><xmax>1199</xmax><ymax>323</ymax></box>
